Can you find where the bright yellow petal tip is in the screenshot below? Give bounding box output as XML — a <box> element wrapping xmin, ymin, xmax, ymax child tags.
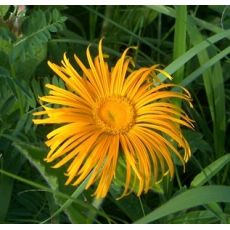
<box><xmin>33</xmin><ymin>39</ymin><xmax>194</xmax><ymax>199</ymax></box>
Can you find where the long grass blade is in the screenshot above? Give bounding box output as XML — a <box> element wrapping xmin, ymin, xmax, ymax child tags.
<box><xmin>83</xmin><ymin>6</ymin><xmax>167</xmax><ymax>57</ymax></box>
<box><xmin>181</xmin><ymin>46</ymin><xmax>230</xmax><ymax>87</ymax></box>
<box><xmin>0</xmin><ymin>168</ymin><xmax>110</xmax><ymax>222</ymax></box>
<box><xmin>135</xmin><ymin>185</ymin><xmax>230</xmax><ymax>223</ymax></box>
<box><xmin>40</xmin><ymin>170</ymin><xmax>94</xmax><ymax>224</ymax></box>
<box><xmin>187</xmin><ymin>18</ymin><xmax>226</xmax><ymax>156</ymax></box>
<box><xmin>172</xmin><ymin>6</ymin><xmax>187</xmax><ymax>84</ymax></box>
<box><xmin>191</xmin><ymin>154</ymin><xmax>230</xmax><ymax>187</ymax></box>
<box><xmin>148</xmin><ymin>5</ymin><xmax>224</xmax><ymax>33</ymax></box>
<box><xmin>158</xmin><ymin>29</ymin><xmax>230</xmax><ymax>81</ymax></box>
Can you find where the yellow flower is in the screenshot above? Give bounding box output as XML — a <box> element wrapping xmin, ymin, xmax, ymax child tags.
<box><xmin>33</xmin><ymin>39</ymin><xmax>194</xmax><ymax>199</ymax></box>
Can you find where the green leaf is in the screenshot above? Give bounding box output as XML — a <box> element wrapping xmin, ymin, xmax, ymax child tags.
<box><xmin>12</xmin><ymin>141</ymin><xmax>107</xmax><ymax>223</ymax></box>
<box><xmin>148</xmin><ymin>5</ymin><xmax>224</xmax><ymax>34</ymax></box>
<box><xmin>12</xmin><ymin>141</ymin><xmax>85</xmax><ymax>223</ymax></box>
<box><xmin>12</xmin><ymin>44</ymin><xmax>47</xmax><ymax>80</ymax></box>
<box><xmin>40</xmin><ymin>169</ymin><xmax>95</xmax><ymax>224</ymax></box>
<box><xmin>172</xmin><ymin>6</ymin><xmax>187</xmax><ymax>107</ymax></box>
<box><xmin>0</xmin><ymin>95</ymin><xmax>15</xmax><ymax>117</ymax></box>
<box><xmin>148</xmin><ymin>5</ymin><xmax>176</xmax><ymax>17</ymax></box>
<box><xmin>0</xmin><ymin>141</ymin><xmax>25</xmax><ymax>222</ymax></box>
<box><xmin>172</xmin><ymin>6</ymin><xmax>187</xmax><ymax>84</ymax></box>
<box><xmin>183</xmin><ymin>130</ymin><xmax>212</xmax><ymax>154</ymax></box>
<box><xmin>187</xmin><ymin>19</ymin><xmax>226</xmax><ymax>157</ymax></box>
<box><xmin>0</xmin><ymin>167</ymin><xmax>110</xmax><ymax>223</ymax></box>
<box><xmin>12</xmin><ymin>142</ymin><xmax>58</xmax><ymax>189</ymax></box>
<box><xmin>0</xmin><ymin>38</ymin><xmax>12</xmax><ymax>54</ymax></box>
<box><xmin>159</xmin><ymin>29</ymin><xmax>230</xmax><ymax>81</ymax></box>
<box><xmin>181</xmin><ymin>46</ymin><xmax>230</xmax><ymax>87</ymax></box>
<box><xmin>12</xmin><ymin>9</ymin><xmax>66</xmax><ymax>61</ymax></box>
<box><xmin>0</xmin><ymin>6</ymin><xmax>9</xmax><ymax>17</ymax></box>
<box><xmin>135</xmin><ymin>185</ymin><xmax>230</xmax><ymax>223</ymax></box>
<box><xmin>83</xmin><ymin>6</ymin><xmax>166</xmax><ymax>57</ymax></box>
<box><xmin>110</xmin><ymin>189</ymin><xmax>150</xmax><ymax>221</ymax></box>
<box><xmin>114</xmin><ymin>155</ymin><xmax>163</xmax><ymax>196</ymax></box>
<box><xmin>191</xmin><ymin>154</ymin><xmax>230</xmax><ymax>187</ymax></box>
<box><xmin>168</xmin><ymin>210</ymin><xmax>219</xmax><ymax>224</ymax></box>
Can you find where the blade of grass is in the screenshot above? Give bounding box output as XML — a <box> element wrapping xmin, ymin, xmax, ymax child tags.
<box><xmin>50</xmin><ymin>38</ymin><xmax>121</xmax><ymax>57</ymax></box>
<box><xmin>167</xmin><ymin>210</ymin><xmax>219</xmax><ymax>224</ymax></box>
<box><xmin>0</xmin><ymin>151</ymin><xmax>25</xmax><ymax>222</ymax></box>
<box><xmin>40</xmin><ymin>170</ymin><xmax>94</xmax><ymax>224</ymax></box>
<box><xmin>12</xmin><ymin>140</ymin><xmax>108</xmax><ymax>223</ymax></box>
<box><xmin>212</xmin><ymin>61</ymin><xmax>226</xmax><ymax>157</ymax></box>
<box><xmin>191</xmin><ymin>153</ymin><xmax>230</xmax><ymax>187</ymax></box>
<box><xmin>173</xmin><ymin>5</ymin><xmax>187</xmax><ymax>84</ymax></box>
<box><xmin>82</xmin><ymin>5</ymin><xmax>168</xmax><ymax>58</ymax></box>
<box><xmin>190</xmin><ymin>155</ymin><xmax>226</xmax><ymax>222</ymax></box>
<box><xmin>86</xmin><ymin>198</ymin><xmax>104</xmax><ymax>224</ymax></box>
<box><xmin>46</xmin><ymin>193</ymin><xmax>60</xmax><ymax>224</ymax></box>
<box><xmin>0</xmin><ymin>168</ymin><xmax>111</xmax><ymax>223</ymax></box>
<box><xmin>89</xmin><ymin>6</ymin><xmax>98</xmax><ymax>40</ymax></box>
<box><xmin>190</xmin><ymin>154</ymin><xmax>230</xmax><ymax>222</ymax></box>
<box><xmin>159</xmin><ymin>29</ymin><xmax>230</xmax><ymax>81</ymax></box>
<box><xmin>147</xmin><ymin>5</ymin><xmax>224</xmax><ymax>34</ymax></box>
<box><xmin>135</xmin><ymin>185</ymin><xmax>230</xmax><ymax>224</ymax></box>
<box><xmin>187</xmin><ymin>18</ymin><xmax>226</xmax><ymax>157</ymax></box>
<box><xmin>181</xmin><ymin>46</ymin><xmax>230</xmax><ymax>87</ymax></box>
<box><xmin>51</xmin><ymin>30</ymin><xmax>230</xmax><ymax>83</ymax></box>
<box><xmin>172</xmin><ymin>6</ymin><xmax>187</xmax><ymax>107</ymax></box>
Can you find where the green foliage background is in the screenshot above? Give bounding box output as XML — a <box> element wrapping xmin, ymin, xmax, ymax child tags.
<box><xmin>0</xmin><ymin>5</ymin><xmax>230</xmax><ymax>224</ymax></box>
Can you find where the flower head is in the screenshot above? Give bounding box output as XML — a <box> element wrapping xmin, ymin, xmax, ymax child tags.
<box><xmin>33</xmin><ymin>39</ymin><xmax>194</xmax><ymax>198</ymax></box>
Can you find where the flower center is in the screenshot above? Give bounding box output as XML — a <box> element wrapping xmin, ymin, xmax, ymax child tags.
<box><xmin>93</xmin><ymin>96</ymin><xmax>135</xmax><ymax>134</ymax></box>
